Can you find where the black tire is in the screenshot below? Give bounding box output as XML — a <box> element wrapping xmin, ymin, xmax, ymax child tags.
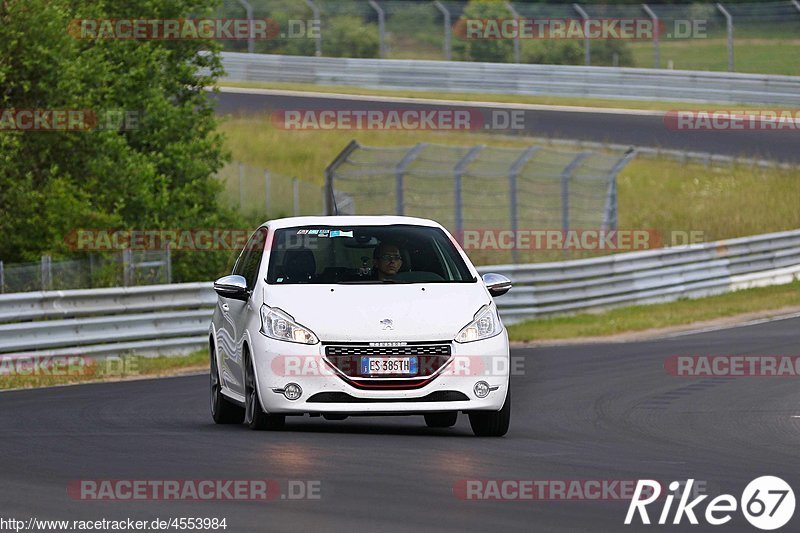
<box><xmin>244</xmin><ymin>348</ymin><xmax>285</xmax><ymax>431</ymax></box>
<box><xmin>468</xmin><ymin>386</ymin><xmax>510</xmax><ymax>437</ymax></box>
<box><xmin>210</xmin><ymin>344</ymin><xmax>245</xmax><ymax>424</ymax></box>
<box><xmin>424</xmin><ymin>412</ymin><xmax>458</xmax><ymax>428</ymax></box>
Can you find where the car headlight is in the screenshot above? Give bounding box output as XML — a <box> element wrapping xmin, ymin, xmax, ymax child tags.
<box><xmin>455</xmin><ymin>304</ymin><xmax>502</xmax><ymax>343</ymax></box>
<box><xmin>260</xmin><ymin>305</ymin><xmax>319</xmax><ymax>344</ymax></box>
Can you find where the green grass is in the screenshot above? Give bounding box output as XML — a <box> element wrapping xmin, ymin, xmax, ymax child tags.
<box><xmin>0</xmin><ymin>350</ymin><xmax>208</xmax><ymax>390</ymax></box>
<box><xmin>218</xmin><ymin>81</ymin><xmax>797</xmax><ymax>113</ymax></box>
<box><xmin>507</xmin><ymin>280</ymin><xmax>800</xmax><ymax>342</ymax></box>
<box><xmin>628</xmin><ymin>39</ymin><xmax>800</xmax><ymax>76</ymax></box>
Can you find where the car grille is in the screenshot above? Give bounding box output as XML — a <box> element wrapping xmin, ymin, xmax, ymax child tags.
<box><xmin>325</xmin><ymin>344</ymin><xmax>451</xmax><ymax>357</ymax></box>
<box><xmin>323</xmin><ymin>342</ymin><xmax>453</xmax><ymax>389</ymax></box>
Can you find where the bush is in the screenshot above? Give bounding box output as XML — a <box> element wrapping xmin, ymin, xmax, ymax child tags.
<box><xmin>453</xmin><ymin>0</ymin><xmax>514</xmax><ymax>63</ymax></box>
<box><xmin>324</xmin><ymin>16</ymin><xmax>380</xmax><ymax>58</ymax></box>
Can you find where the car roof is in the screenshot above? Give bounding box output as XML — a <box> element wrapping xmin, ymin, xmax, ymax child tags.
<box><xmin>263</xmin><ymin>215</ymin><xmax>445</xmax><ymax>230</ymax></box>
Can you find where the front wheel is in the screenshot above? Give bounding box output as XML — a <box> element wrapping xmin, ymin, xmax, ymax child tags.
<box><xmin>210</xmin><ymin>344</ymin><xmax>244</xmax><ymax>424</ymax></box>
<box><xmin>244</xmin><ymin>348</ymin><xmax>285</xmax><ymax>431</ymax></box>
<box><xmin>468</xmin><ymin>386</ymin><xmax>510</xmax><ymax>437</ymax></box>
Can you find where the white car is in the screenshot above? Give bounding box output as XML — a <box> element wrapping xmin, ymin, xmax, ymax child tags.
<box><xmin>209</xmin><ymin>216</ymin><xmax>512</xmax><ymax>436</ymax></box>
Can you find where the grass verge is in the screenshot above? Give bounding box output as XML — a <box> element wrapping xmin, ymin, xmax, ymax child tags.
<box><xmin>0</xmin><ymin>350</ymin><xmax>208</xmax><ymax>391</ymax></box>
<box><xmin>507</xmin><ymin>281</ymin><xmax>800</xmax><ymax>342</ymax></box>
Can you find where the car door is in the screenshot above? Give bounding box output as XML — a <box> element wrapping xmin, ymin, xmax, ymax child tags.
<box><xmin>221</xmin><ymin>227</ymin><xmax>268</xmax><ymax>397</ymax></box>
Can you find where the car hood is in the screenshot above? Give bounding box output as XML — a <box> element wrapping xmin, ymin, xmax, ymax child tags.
<box><xmin>263</xmin><ymin>283</ymin><xmax>489</xmax><ymax>342</ymax></box>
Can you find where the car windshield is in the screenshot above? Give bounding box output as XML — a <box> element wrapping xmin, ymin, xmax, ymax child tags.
<box><xmin>266</xmin><ymin>224</ymin><xmax>475</xmax><ymax>285</ymax></box>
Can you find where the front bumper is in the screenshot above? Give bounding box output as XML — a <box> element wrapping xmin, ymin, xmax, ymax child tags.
<box><xmin>250</xmin><ymin>332</ymin><xmax>510</xmax><ymax>414</ymax></box>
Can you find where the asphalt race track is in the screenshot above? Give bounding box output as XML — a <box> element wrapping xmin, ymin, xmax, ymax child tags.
<box><xmin>2</xmin><ymin>317</ymin><xmax>799</xmax><ymax>532</ymax></box>
<box><xmin>213</xmin><ymin>89</ymin><xmax>800</xmax><ymax>163</ymax></box>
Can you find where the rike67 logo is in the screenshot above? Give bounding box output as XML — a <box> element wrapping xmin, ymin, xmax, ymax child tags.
<box><xmin>625</xmin><ymin>477</ymin><xmax>795</xmax><ymax>530</ymax></box>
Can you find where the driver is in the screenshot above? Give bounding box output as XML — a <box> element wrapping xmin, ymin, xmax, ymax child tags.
<box><xmin>372</xmin><ymin>241</ymin><xmax>403</xmax><ymax>281</ymax></box>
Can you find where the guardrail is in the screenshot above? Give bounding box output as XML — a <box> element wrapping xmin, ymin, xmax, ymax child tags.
<box><xmin>220</xmin><ymin>52</ymin><xmax>800</xmax><ymax>106</ymax></box>
<box><xmin>1</xmin><ymin>229</ymin><xmax>798</xmax><ymax>360</ymax></box>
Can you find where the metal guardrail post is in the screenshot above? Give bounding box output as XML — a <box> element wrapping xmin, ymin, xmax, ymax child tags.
<box><xmin>264</xmin><ymin>171</ymin><xmax>271</xmax><ymax>215</ymax></box>
<box><xmin>41</xmin><ymin>255</ymin><xmax>52</xmax><ymax>291</ymax></box>
<box><xmin>433</xmin><ymin>1</ymin><xmax>452</xmax><ymax>61</ymax></box>
<box><xmin>369</xmin><ymin>0</ymin><xmax>387</xmax><ymax>59</ymax></box>
<box><xmin>560</xmin><ymin>152</ymin><xmax>590</xmax><ymax>234</ymax></box>
<box><xmin>642</xmin><ymin>4</ymin><xmax>660</xmax><ymax>69</ymax></box>
<box><xmin>235</xmin><ymin>0</ymin><xmax>255</xmax><ymax>54</ymax></box>
<box><xmin>453</xmin><ymin>145</ymin><xmax>485</xmax><ymax>241</ymax></box>
<box><xmin>394</xmin><ymin>143</ymin><xmax>427</xmax><ymax>216</ymax></box>
<box><xmin>304</xmin><ymin>0</ymin><xmax>322</xmax><ymax>56</ymax></box>
<box><xmin>508</xmin><ymin>146</ymin><xmax>539</xmax><ymax>263</ymax></box>
<box><xmin>572</xmin><ymin>3</ymin><xmax>591</xmax><ymax>66</ymax></box>
<box><xmin>324</xmin><ymin>140</ymin><xmax>360</xmax><ymax>215</ymax></box>
<box><xmin>716</xmin><ymin>3</ymin><xmax>734</xmax><ymax>72</ymax></box>
<box><xmin>505</xmin><ymin>2</ymin><xmax>521</xmax><ymax>64</ymax></box>
<box><xmin>0</xmin><ymin>260</ymin><xmax>3</xmax><ymax>294</ymax></box>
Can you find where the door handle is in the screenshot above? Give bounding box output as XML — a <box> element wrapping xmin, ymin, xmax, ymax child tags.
<box><xmin>221</xmin><ymin>303</ymin><xmax>230</xmax><ymax>312</ymax></box>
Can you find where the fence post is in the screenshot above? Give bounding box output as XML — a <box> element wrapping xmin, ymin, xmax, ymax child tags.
<box><xmin>292</xmin><ymin>178</ymin><xmax>300</xmax><ymax>216</ymax></box>
<box><xmin>641</xmin><ymin>4</ymin><xmax>660</xmax><ymax>69</ymax></box>
<box><xmin>505</xmin><ymin>2</ymin><xmax>521</xmax><ymax>64</ymax></box>
<box><xmin>453</xmin><ymin>145</ymin><xmax>485</xmax><ymax>242</ymax></box>
<box><xmin>573</xmin><ymin>3</ymin><xmax>591</xmax><ymax>66</ymax></box>
<box><xmin>508</xmin><ymin>146</ymin><xmax>539</xmax><ymax>263</ymax></box>
<box><xmin>560</xmin><ymin>152</ymin><xmax>591</xmax><ymax>235</ymax></box>
<box><xmin>369</xmin><ymin>0</ymin><xmax>387</xmax><ymax>59</ymax></box>
<box><xmin>394</xmin><ymin>143</ymin><xmax>427</xmax><ymax>215</ymax></box>
<box><xmin>433</xmin><ymin>1</ymin><xmax>452</xmax><ymax>61</ymax></box>
<box><xmin>0</xmin><ymin>260</ymin><xmax>4</xmax><ymax>294</ymax></box>
<box><xmin>602</xmin><ymin>148</ymin><xmax>637</xmax><ymax>231</ymax></box>
<box><xmin>41</xmin><ymin>255</ymin><xmax>52</xmax><ymax>291</ymax></box>
<box><xmin>305</xmin><ymin>0</ymin><xmax>322</xmax><ymax>56</ymax></box>
<box><xmin>235</xmin><ymin>0</ymin><xmax>255</xmax><ymax>53</ymax></box>
<box><xmin>123</xmin><ymin>249</ymin><xmax>132</xmax><ymax>287</ymax></box>
<box><xmin>716</xmin><ymin>3</ymin><xmax>733</xmax><ymax>72</ymax></box>
<box><xmin>165</xmin><ymin>244</ymin><xmax>172</xmax><ymax>284</ymax></box>
<box><xmin>238</xmin><ymin>162</ymin><xmax>245</xmax><ymax>210</ymax></box>
<box><xmin>324</xmin><ymin>140</ymin><xmax>360</xmax><ymax>215</ymax></box>
<box><xmin>264</xmin><ymin>170</ymin><xmax>271</xmax><ymax>215</ymax></box>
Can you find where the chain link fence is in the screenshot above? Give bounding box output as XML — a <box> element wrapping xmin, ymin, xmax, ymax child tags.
<box><xmin>214</xmin><ymin>1</ymin><xmax>800</xmax><ymax>73</ymax></box>
<box><xmin>0</xmin><ymin>250</ymin><xmax>171</xmax><ymax>294</ymax></box>
<box><xmin>216</xmin><ymin>161</ymin><xmax>324</xmax><ymax>218</ymax></box>
<box><xmin>324</xmin><ymin>140</ymin><xmax>635</xmax><ymax>264</ymax></box>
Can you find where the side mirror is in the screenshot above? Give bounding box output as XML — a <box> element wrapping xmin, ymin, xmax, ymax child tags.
<box><xmin>213</xmin><ymin>275</ymin><xmax>250</xmax><ymax>301</ymax></box>
<box><xmin>482</xmin><ymin>273</ymin><xmax>512</xmax><ymax>297</ymax></box>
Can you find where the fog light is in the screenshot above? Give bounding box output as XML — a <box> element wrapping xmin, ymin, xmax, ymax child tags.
<box><xmin>283</xmin><ymin>383</ymin><xmax>302</xmax><ymax>401</ymax></box>
<box><xmin>474</xmin><ymin>381</ymin><xmax>490</xmax><ymax>398</ymax></box>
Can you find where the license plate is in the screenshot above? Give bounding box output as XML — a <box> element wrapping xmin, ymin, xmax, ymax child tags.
<box><xmin>360</xmin><ymin>356</ymin><xmax>418</xmax><ymax>376</ymax></box>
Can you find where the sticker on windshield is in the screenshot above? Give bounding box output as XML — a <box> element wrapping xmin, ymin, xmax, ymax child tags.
<box><xmin>330</xmin><ymin>230</ymin><xmax>353</xmax><ymax>238</ymax></box>
<box><xmin>308</xmin><ymin>229</ymin><xmax>319</xmax><ymax>234</ymax></box>
<box><xmin>296</xmin><ymin>229</ymin><xmax>308</xmax><ymax>234</ymax></box>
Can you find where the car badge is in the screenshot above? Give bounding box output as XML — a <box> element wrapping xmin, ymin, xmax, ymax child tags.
<box><xmin>380</xmin><ymin>319</ymin><xmax>393</xmax><ymax>330</ymax></box>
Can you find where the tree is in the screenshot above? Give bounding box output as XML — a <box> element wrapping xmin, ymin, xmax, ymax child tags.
<box><xmin>0</xmin><ymin>0</ymin><xmax>237</xmax><ymax>281</ymax></box>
